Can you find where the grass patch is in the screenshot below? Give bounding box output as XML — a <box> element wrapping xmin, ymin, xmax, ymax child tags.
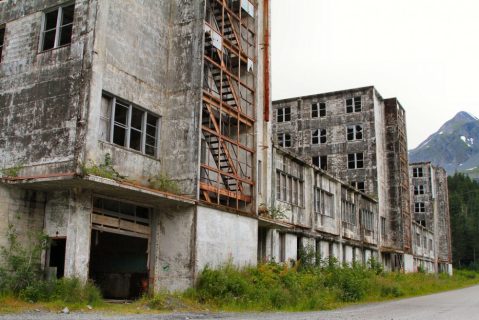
<box><xmin>148</xmin><ymin>173</ymin><xmax>181</xmax><ymax>194</ymax></box>
<box><xmin>81</xmin><ymin>153</ymin><xmax>125</xmax><ymax>181</ymax></box>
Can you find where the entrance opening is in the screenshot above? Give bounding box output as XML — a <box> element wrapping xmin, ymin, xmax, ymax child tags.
<box><xmin>89</xmin><ymin>231</ymin><xmax>148</xmax><ymax>300</ymax></box>
<box><xmin>48</xmin><ymin>238</ymin><xmax>66</xmax><ymax>279</ymax></box>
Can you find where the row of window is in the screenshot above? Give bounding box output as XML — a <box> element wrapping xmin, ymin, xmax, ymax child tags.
<box><xmin>314</xmin><ymin>188</ymin><xmax>334</xmax><ymax>217</ymax></box>
<box><xmin>277</xmin><ymin>124</ymin><xmax>364</xmax><ymax>147</ymax></box>
<box><xmin>276</xmin><ymin>96</ymin><xmax>363</xmax><ymax>123</ymax></box>
<box><xmin>276</xmin><ymin>170</ymin><xmax>304</xmax><ymax>207</ymax></box>
<box><xmin>1</xmin><ymin>2</ymin><xmax>75</xmax><ymax>61</ymax></box>
<box><xmin>415</xmin><ymin>233</ymin><xmax>433</xmax><ymax>251</ymax></box>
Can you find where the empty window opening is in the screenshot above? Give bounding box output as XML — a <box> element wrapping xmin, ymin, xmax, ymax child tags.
<box><xmin>102</xmin><ymin>94</ymin><xmax>160</xmax><ymax>157</ymax></box>
<box><xmin>347</xmin><ymin>125</ymin><xmax>363</xmax><ymax>141</ymax></box>
<box><xmin>279</xmin><ymin>233</ymin><xmax>286</xmax><ymax>262</ymax></box>
<box><xmin>413</xmin><ymin>167</ymin><xmax>424</xmax><ymax>177</ymax></box>
<box><xmin>312</xmin><ymin>155</ymin><xmax>327</xmax><ymax>171</ymax></box>
<box><xmin>348</xmin><ymin>152</ymin><xmax>364</xmax><ymax>169</ymax></box>
<box><xmin>258</xmin><ymin>227</ymin><xmax>268</xmax><ymax>263</ymax></box>
<box><xmin>414</xmin><ymin>185</ymin><xmax>425</xmax><ymax>195</ymax></box>
<box><xmin>278</xmin><ymin>133</ymin><xmax>291</xmax><ymax>147</ymax></box>
<box><xmin>47</xmin><ymin>238</ymin><xmax>66</xmax><ymax>279</ymax></box>
<box><xmin>346</xmin><ymin>96</ymin><xmax>362</xmax><ymax>113</ymax></box>
<box><xmin>415</xmin><ymin>202</ymin><xmax>425</xmax><ymax>213</ymax></box>
<box><xmin>312</xmin><ymin>129</ymin><xmax>326</xmax><ymax>144</ymax></box>
<box><xmin>277</xmin><ymin>107</ymin><xmax>291</xmax><ymax>122</ymax></box>
<box><xmin>350</xmin><ymin>181</ymin><xmax>365</xmax><ymax>192</ymax></box>
<box><xmin>341</xmin><ymin>200</ymin><xmax>356</xmax><ymax>226</ymax></box>
<box><xmin>381</xmin><ymin>217</ymin><xmax>386</xmax><ymax>238</ymax></box>
<box><xmin>0</xmin><ymin>26</ymin><xmax>5</xmax><ymax>62</ymax></box>
<box><xmin>361</xmin><ymin>209</ymin><xmax>374</xmax><ymax>231</ymax></box>
<box><xmin>315</xmin><ymin>188</ymin><xmax>334</xmax><ymax>217</ymax></box>
<box><xmin>41</xmin><ymin>3</ymin><xmax>75</xmax><ymax>51</ymax></box>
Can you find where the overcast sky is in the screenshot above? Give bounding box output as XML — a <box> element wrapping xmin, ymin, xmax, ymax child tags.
<box><xmin>271</xmin><ymin>0</ymin><xmax>479</xmax><ymax>149</ymax></box>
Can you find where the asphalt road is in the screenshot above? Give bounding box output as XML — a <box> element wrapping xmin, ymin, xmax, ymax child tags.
<box><xmin>2</xmin><ymin>285</ymin><xmax>479</xmax><ymax>320</ymax></box>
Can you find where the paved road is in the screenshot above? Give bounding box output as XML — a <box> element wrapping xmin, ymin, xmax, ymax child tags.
<box><xmin>2</xmin><ymin>285</ymin><xmax>479</xmax><ymax>320</ymax></box>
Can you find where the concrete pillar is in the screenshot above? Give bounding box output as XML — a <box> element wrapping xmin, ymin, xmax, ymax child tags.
<box><xmin>344</xmin><ymin>245</ymin><xmax>354</xmax><ymax>265</ymax></box>
<box><xmin>319</xmin><ymin>240</ymin><xmax>330</xmax><ymax>260</ymax></box>
<box><xmin>64</xmin><ymin>189</ymin><xmax>92</xmax><ymax>282</ymax></box>
<box><xmin>354</xmin><ymin>247</ymin><xmax>363</xmax><ymax>264</ymax></box>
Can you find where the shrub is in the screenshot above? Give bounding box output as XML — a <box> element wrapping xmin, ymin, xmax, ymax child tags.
<box><xmin>148</xmin><ymin>173</ymin><xmax>181</xmax><ymax>194</ymax></box>
<box><xmin>81</xmin><ymin>153</ymin><xmax>125</xmax><ymax>181</ymax></box>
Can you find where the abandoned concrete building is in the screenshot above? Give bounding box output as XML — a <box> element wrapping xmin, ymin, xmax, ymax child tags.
<box><xmin>410</xmin><ymin>162</ymin><xmax>452</xmax><ymax>274</ymax></box>
<box><xmin>0</xmin><ymin>0</ymin><xmax>274</xmax><ymax>298</ymax></box>
<box><xmin>0</xmin><ymin>0</ymin><xmax>452</xmax><ymax>300</ymax></box>
<box><xmin>272</xmin><ymin>87</ymin><xmax>452</xmax><ymax>273</ymax></box>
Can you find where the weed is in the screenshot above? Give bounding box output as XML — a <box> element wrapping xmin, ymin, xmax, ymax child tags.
<box><xmin>81</xmin><ymin>153</ymin><xmax>125</xmax><ymax>181</ymax></box>
<box><xmin>148</xmin><ymin>172</ymin><xmax>181</xmax><ymax>194</ymax></box>
<box><xmin>0</xmin><ymin>164</ymin><xmax>23</xmax><ymax>178</ymax></box>
<box><xmin>259</xmin><ymin>203</ymin><xmax>288</xmax><ymax>220</ymax></box>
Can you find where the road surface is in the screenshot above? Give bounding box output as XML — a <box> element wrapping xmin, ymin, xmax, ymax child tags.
<box><xmin>2</xmin><ymin>285</ymin><xmax>478</xmax><ymax>320</ymax></box>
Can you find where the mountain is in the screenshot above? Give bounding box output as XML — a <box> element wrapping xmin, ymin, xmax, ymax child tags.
<box><xmin>409</xmin><ymin>111</ymin><xmax>479</xmax><ymax>179</ymax></box>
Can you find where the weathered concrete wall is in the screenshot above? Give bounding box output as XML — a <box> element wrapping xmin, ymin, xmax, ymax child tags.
<box><xmin>434</xmin><ymin>167</ymin><xmax>452</xmax><ymax>264</ymax></box>
<box><xmin>196</xmin><ymin>206</ymin><xmax>257</xmax><ymax>271</ymax></box>
<box><xmin>0</xmin><ymin>0</ymin><xmax>97</xmax><ymax>176</ymax></box>
<box><xmin>0</xmin><ymin>185</ymin><xmax>46</xmax><ymax>250</ymax></box>
<box><xmin>154</xmin><ymin>204</ymin><xmax>195</xmax><ymax>292</ymax></box>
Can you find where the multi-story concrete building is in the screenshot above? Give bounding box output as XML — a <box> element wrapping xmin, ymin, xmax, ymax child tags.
<box><xmin>258</xmin><ymin>147</ymin><xmax>379</xmax><ymax>265</ymax></box>
<box><xmin>0</xmin><ymin>0</ymin><xmax>272</xmax><ymax>298</ymax></box>
<box><xmin>410</xmin><ymin>162</ymin><xmax>452</xmax><ymax>273</ymax></box>
<box><xmin>272</xmin><ymin>87</ymin><xmax>412</xmax><ymax>271</ymax></box>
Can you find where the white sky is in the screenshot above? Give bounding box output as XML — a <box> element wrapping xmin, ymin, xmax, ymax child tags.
<box><xmin>271</xmin><ymin>0</ymin><xmax>479</xmax><ymax>149</ymax></box>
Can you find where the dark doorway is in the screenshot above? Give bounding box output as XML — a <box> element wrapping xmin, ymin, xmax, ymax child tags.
<box><xmin>89</xmin><ymin>231</ymin><xmax>149</xmax><ymax>300</ymax></box>
<box><xmin>48</xmin><ymin>238</ymin><xmax>66</xmax><ymax>279</ymax></box>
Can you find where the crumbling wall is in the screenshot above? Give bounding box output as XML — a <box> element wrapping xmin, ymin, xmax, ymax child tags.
<box><xmin>0</xmin><ymin>0</ymin><xmax>97</xmax><ymax>176</ymax></box>
<box><xmin>434</xmin><ymin>167</ymin><xmax>452</xmax><ymax>263</ymax></box>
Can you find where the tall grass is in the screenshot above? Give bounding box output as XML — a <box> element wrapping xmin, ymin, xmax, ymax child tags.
<box><xmin>184</xmin><ymin>262</ymin><xmax>479</xmax><ymax>312</ymax></box>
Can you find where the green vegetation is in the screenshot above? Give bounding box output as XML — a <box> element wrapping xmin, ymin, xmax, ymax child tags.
<box><xmin>182</xmin><ymin>262</ymin><xmax>479</xmax><ymax>312</ymax></box>
<box><xmin>258</xmin><ymin>203</ymin><xmax>288</xmax><ymax>220</ymax></box>
<box><xmin>0</xmin><ymin>164</ymin><xmax>23</xmax><ymax>178</ymax></box>
<box><xmin>448</xmin><ymin>173</ymin><xmax>479</xmax><ymax>268</ymax></box>
<box><xmin>0</xmin><ymin>226</ymin><xmax>102</xmax><ymax>308</ymax></box>
<box><xmin>81</xmin><ymin>153</ymin><xmax>125</xmax><ymax>181</ymax></box>
<box><xmin>148</xmin><ymin>172</ymin><xmax>181</xmax><ymax>194</ymax></box>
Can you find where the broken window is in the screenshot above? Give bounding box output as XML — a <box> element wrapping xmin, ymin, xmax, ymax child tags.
<box><xmin>429</xmin><ymin>239</ymin><xmax>433</xmax><ymax>251</ymax></box>
<box><xmin>278</xmin><ymin>133</ymin><xmax>291</xmax><ymax>147</ymax></box>
<box><xmin>414</xmin><ymin>202</ymin><xmax>425</xmax><ymax>213</ymax></box>
<box><xmin>341</xmin><ymin>200</ymin><xmax>356</xmax><ymax>226</ymax></box>
<box><xmin>347</xmin><ymin>124</ymin><xmax>363</xmax><ymax>141</ymax></box>
<box><xmin>348</xmin><ymin>152</ymin><xmax>364</xmax><ymax>169</ymax></box>
<box><xmin>350</xmin><ymin>181</ymin><xmax>365</xmax><ymax>192</ymax></box>
<box><xmin>315</xmin><ymin>188</ymin><xmax>334</xmax><ymax>217</ymax></box>
<box><xmin>381</xmin><ymin>217</ymin><xmax>386</xmax><ymax>237</ymax></box>
<box><xmin>102</xmin><ymin>94</ymin><xmax>160</xmax><ymax>157</ymax></box>
<box><xmin>414</xmin><ymin>185</ymin><xmax>425</xmax><ymax>195</ymax></box>
<box><xmin>276</xmin><ymin>158</ymin><xmax>304</xmax><ymax>206</ymax></box>
<box><xmin>311</xmin><ymin>102</ymin><xmax>326</xmax><ymax>118</ymax></box>
<box><xmin>361</xmin><ymin>209</ymin><xmax>374</xmax><ymax>231</ymax></box>
<box><xmin>413</xmin><ymin>167</ymin><xmax>424</xmax><ymax>177</ymax></box>
<box><xmin>312</xmin><ymin>155</ymin><xmax>327</xmax><ymax>171</ymax></box>
<box><xmin>277</xmin><ymin>107</ymin><xmax>291</xmax><ymax>122</ymax></box>
<box><xmin>346</xmin><ymin>96</ymin><xmax>362</xmax><ymax>113</ymax></box>
<box><xmin>0</xmin><ymin>26</ymin><xmax>5</xmax><ymax>62</ymax></box>
<box><xmin>40</xmin><ymin>3</ymin><xmax>75</xmax><ymax>51</ymax></box>
<box><xmin>312</xmin><ymin>129</ymin><xmax>326</xmax><ymax>144</ymax></box>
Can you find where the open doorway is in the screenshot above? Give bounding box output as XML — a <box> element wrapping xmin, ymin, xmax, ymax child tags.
<box><xmin>89</xmin><ymin>230</ymin><xmax>149</xmax><ymax>300</ymax></box>
<box><xmin>47</xmin><ymin>238</ymin><xmax>66</xmax><ymax>279</ymax></box>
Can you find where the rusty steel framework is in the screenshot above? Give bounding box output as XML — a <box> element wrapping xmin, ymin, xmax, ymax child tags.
<box><xmin>200</xmin><ymin>0</ymin><xmax>257</xmax><ymax>210</ymax></box>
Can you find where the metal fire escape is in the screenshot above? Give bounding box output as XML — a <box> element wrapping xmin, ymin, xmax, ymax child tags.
<box><xmin>200</xmin><ymin>0</ymin><xmax>256</xmax><ymax>210</ymax></box>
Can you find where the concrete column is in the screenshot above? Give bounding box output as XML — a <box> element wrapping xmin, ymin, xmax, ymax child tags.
<box><xmin>64</xmin><ymin>189</ymin><xmax>92</xmax><ymax>282</ymax></box>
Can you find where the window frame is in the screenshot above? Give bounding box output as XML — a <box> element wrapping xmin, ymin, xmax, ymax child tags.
<box><xmin>413</xmin><ymin>167</ymin><xmax>424</xmax><ymax>178</ymax></box>
<box><xmin>277</xmin><ymin>107</ymin><xmax>291</xmax><ymax>123</ymax></box>
<box><xmin>39</xmin><ymin>2</ymin><xmax>75</xmax><ymax>52</ymax></box>
<box><xmin>278</xmin><ymin>132</ymin><xmax>291</xmax><ymax>147</ymax></box>
<box><xmin>348</xmin><ymin>152</ymin><xmax>364</xmax><ymax>169</ymax></box>
<box><xmin>346</xmin><ymin>96</ymin><xmax>362</xmax><ymax>113</ymax></box>
<box><xmin>414</xmin><ymin>202</ymin><xmax>425</xmax><ymax>213</ymax></box>
<box><xmin>103</xmin><ymin>94</ymin><xmax>161</xmax><ymax>158</ymax></box>
<box><xmin>312</xmin><ymin>129</ymin><xmax>327</xmax><ymax>145</ymax></box>
<box><xmin>347</xmin><ymin>124</ymin><xmax>363</xmax><ymax>141</ymax></box>
<box><xmin>312</xmin><ymin>155</ymin><xmax>327</xmax><ymax>171</ymax></box>
<box><xmin>414</xmin><ymin>185</ymin><xmax>425</xmax><ymax>195</ymax></box>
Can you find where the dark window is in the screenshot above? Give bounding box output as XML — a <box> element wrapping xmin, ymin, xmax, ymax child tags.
<box><xmin>381</xmin><ymin>217</ymin><xmax>386</xmax><ymax>237</ymax></box>
<box><xmin>319</xmin><ymin>103</ymin><xmax>326</xmax><ymax>117</ymax></box>
<box><xmin>348</xmin><ymin>152</ymin><xmax>364</xmax><ymax>169</ymax></box>
<box><xmin>415</xmin><ymin>202</ymin><xmax>425</xmax><ymax>213</ymax></box>
<box><xmin>277</xmin><ymin>107</ymin><xmax>291</xmax><ymax>122</ymax></box>
<box><xmin>0</xmin><ymin>27</ymin><xmax>5</xmax><ymax>62</ymax></box>
<box><xmin>351</xmin><ymin>181</ymin><xmax>365</xmax><ymax>192</ymax></box>
<box><xmin>104</xmin><ymin>94</ymin><xmax>160</xmax><ymax>157</ymax></box>
<box><xmin>347</xmin><ymin>125</ymin><xmax>363</xmax><ymax>141</ymax></box>
<box><xmin>346</xmin><ymin>96</ymin><xmax>362</xmax><ymax>113</ymax></box>
<box><xmin>278</xmin><ymin>133</ymin><xmax>291</xmax><ymax>147</ymax></box>
<box><xmin>312</xmin><ymin>155</ymin><xmax>327</xmax><ymax>170</ymax></box>
<box><xmin>312</xmin><ymin>129</ymin><xmax>326</xmax><ymax>144</ymax></box>
<box><xmin>312</xmin><ymin>103</ymin><xmax>319</xmax><ymax>118</ymax></box>
<box><xmin>413</xmin><ymin>167</ymin><xmax>424</xmax><ymax>177</ymax></box>
<box><xmin>414</xmin><ymin>185</ymin><xmax>425</xmax><ymax>195</ymax></box>
<box><xmin>41</xmin><ymin>3</ymin><xmax>75</xmax><ymax>51</ymax></box>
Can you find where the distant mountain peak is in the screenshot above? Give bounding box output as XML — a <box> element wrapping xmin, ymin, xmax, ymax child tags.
<box><xmin>409</xmin><ymin>111</ymin><xmax>479</xmax><ymax>178</ymax></box>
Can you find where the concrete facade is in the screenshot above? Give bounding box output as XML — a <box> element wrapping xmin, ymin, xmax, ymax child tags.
<box><xmin>272</xmin><ymin>87</ymin><xmax>411</xmax><ymax>270</ymax></box>
<box><xmin>0</xmin><ymin>0</ymin><xmax>272</xmax><ymax>296</ymax></box>
<box><xmin>410</xmin><ymin>162</ymin><xmax>452</xmax><ymax>273</ymax></box>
